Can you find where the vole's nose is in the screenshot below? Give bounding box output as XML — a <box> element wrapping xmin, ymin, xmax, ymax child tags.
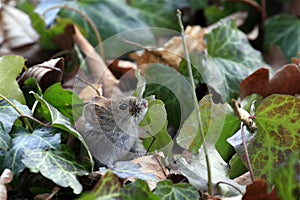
<box><xmin>143</xmin><ymin>101</ymin><xmax>148</xmax><ymax>108</ymax></box>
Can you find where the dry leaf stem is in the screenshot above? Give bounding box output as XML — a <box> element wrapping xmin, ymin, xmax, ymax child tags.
<box><xmin>177</xmin><ymin>10</ymin><xmax>213</xmax><ymax>195</ymax></box>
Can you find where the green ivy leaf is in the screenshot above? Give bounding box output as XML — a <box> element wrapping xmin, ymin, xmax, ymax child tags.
<box><xmin>22</xmin><ymin>147</ymin><xmax>88</xmax><ymax>194</ymax></box>
<box><xmin>228</xmin><ymin>95</ymin><xmax>300</xmax><ymax>185</ymax></box>
<box><xmin>100</xmin><ymin>161</ymin><xmax>157</xmax><ymax>182</ymax></box>
<box><xmin>176</xmin><ymin>95</ymin><xmax>239</xmax><ymax>161</ymax></box>
<box><xmin>193</xmin><ymin>20</ymin><xmax>269</xmax><ymax>100</ymax></box>
<box><xmin>79</xmin><ymin>171</ymin><xmax>122</xmax><ymax>200</ymax></box>
<box><xmin>32</xmin><ymin>92</ymin><xmax>94</xmax><ymax>168</ymax></box>
<box><xmin>143</xmin><ymin>64</ymin><xmax>194</xmax><ymax>128</ymax></box>
<box><xmin>176</xmin><ymin>148</ymin><xmax>245</xmax><ymax>196</ymax></box>
<box><xmin>139</xmin><ymin>98</ymin><xmax>173</xmax><ymax>156</ymax></box>
<box><xmin>3</xmin><ymin>126</ymin><xmax>60</xmax><ymax>174</ymax></box>
<box><xmin>43</xmin><ymin>83</ymin><xmax>84</xmax><ymax>124</ymax></box>
<box><xmin>228</xmin><ymin>154</ymin><xmax>248</xmax><ymax>179</ymax></box>
<box><xmin>129</xmin><ymin>0</ymin><xmax>177</xmax><ymax>30</ymax></box>
<box><xmin>0</xmin><ymin>55</ymin><xmax>25</xmax><ymax>103</ymax></box>
<box><xmin>122</xmin><ymin>179</ymin><xmax>160</xmax><ymax>200</ymax></box>
<box><xmin>250</xmin><ymin>94</ymin><xmax>300</xmax><ymax>185</ymax></box>
<box><xmin>153</xmin><ymin>180</ymin><xmax>200</xmax><ymax>200</ymax></box>
<box><xmin>264</xmin><ymin>14</ymin><xmax>300</xmax><ymax>61</ymax></box>
<box><xmin>274</xmin><ymin>152</ymin><xmax>300</xmax><ymax>200</ymax></box>
<box><xmin>0</xmin><ymin>99</ymin><xmax>32</xmax><ymax>151</ymax></box>
<box><xmin>34</xmin><ymin>0</ymin><xmax>154</xmax><ymax>57</ymax></box>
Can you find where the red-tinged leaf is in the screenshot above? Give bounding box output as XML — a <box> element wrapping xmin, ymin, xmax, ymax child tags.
<box><xmin>242</xmin><ymin>179</ymin><xmax>280</xmax><ymax>200</ymax></box>
<box><xmin>239</xmin><ymin>64</ymin><xmax>300</xmax><ymax>99</ymax></box>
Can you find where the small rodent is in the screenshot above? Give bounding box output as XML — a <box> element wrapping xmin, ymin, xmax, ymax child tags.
<box><xmin>78</xmin><ymin>96</ymin><xmax>148</xmax><ymax>168</ymax></box>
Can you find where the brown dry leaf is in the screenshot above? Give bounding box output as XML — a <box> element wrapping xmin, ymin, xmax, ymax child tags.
<box><xmin>53</xmin><ymin>24</ymin><xmax>75</xmax><ymax>50</ymax></box>
<box><xmin>130</xmin><ymin>153</ymin><xmax>169</xmax><ymax>190</ymax></box>
<box><xmin>72</xmin><ymin>25</ymin><xmax>120</xmax><ymax>98</ymax></box>
<box><xmin>18</xmin><ymin>57</ymin><xmax>64</xmax><ymax>91</ymax></box>
<box><xmin>239</xmin><ymin>64</ymin><xmax>300</xmax><ymax>99</ymax></box>
<box><xmin>0</xmin><ymin>169</ymin><xmax>13</xmax><ymax>200</ymax></box>
<box><xmin>108</xmin><ymin>59</ymin><xmax>137</xmax><ymax>79</ymax></box>
<box><xmin>242</xmin><ymin>179</ymin><xmax>280</xmax><ymax>200</ymax></box>
<box><xmin>0</xmin><ymin>5</ymin><xmax>39</xmax><ymax>48</ymax></box>
<box><xmin>133</xmin><ymin>26</ymin><xmax>205</xmax><ymax>71</ymax></box>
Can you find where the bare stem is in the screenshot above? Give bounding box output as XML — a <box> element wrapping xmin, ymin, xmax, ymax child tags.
<box><xmin>216</xmin><ymin>181</ymin><xmax>244</xmax><ymax>195</ymax></box>
<box><xmin>19</xmin><ymin>115</ymin><xmax>52</xmax><ymax>128</ymax></box>
<box><xmin>75</xmin><ymin>75</ymin><xmax>102</xmax><ymax>96</ymax></box>
<box><xmin>0</xmin><ymin>93</ymin><xmax>33</xmax><ymax>132</ymax></box>
<box><xmin>42</xmin><ymin>5</ymin><xmax>105</xmax><ymax>57</ymax></box>
<box><xmin>241</xmin><ymin>123</ymin><xmax>255</xmax><ymax>182</ymax></box>
<box><xmin>177</xmin><ymin>9</ymin><xmax>213</xmax><ymax>195</ymax></box>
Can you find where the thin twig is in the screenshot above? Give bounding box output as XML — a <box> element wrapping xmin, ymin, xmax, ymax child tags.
<box><xmin>241</xmin><ymin>124</ymin><xmax>255</xmax><ymax>182</ymax></box>
<box><xmin>0</xmin><ymin>93</ymin><xmax>33</xmax><ymax>132</ymax></box>
<box><xmin>177</xmin><ymin>10</ymin><xmax>213</xmax><ymax>195</ymax></box>
<box><xmin>19</xmin><ymin>115</ymin><xmax>53</xmax><ymax>128</ymax></box>
<box><xmin>75</xmin><ymin>75</ymin><xmax>102</xmax><ymax>96</ymax></box>
<box><xmin>42</xmin><ymin>5</ymin><xmax>105</xmax><ymax>57</ymax></box>
<box><xmin>216</xmin><ymin>181</ymin><xmax>244</xmax><ymax>195</ymax></box>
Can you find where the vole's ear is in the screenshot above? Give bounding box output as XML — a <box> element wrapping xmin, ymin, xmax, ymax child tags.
<box><xmin>83</xmin><ymin>103</ymin><xmax>101</xmax><ymax>126</ymax></box>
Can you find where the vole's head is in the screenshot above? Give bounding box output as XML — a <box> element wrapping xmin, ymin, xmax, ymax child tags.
<box><xmin>84</xmin><ymin>96</ymin><xmax>148</xmax><ymax>131</ymax></box>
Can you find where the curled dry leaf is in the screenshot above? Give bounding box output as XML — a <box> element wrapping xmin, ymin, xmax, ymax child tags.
<box><xmin>239</xmin><ymin>64</ymin><xmax>300</xmax><ymax>99</ymax></box>
<box><xmin>133</xmin><ymin>26</ymin><xmax>205</xmax><ymax>71</ymax></box>
<box><xmin>0</xmin><ymin>169</ymin><xmax>13</xmax><ymax>200</ymax></box>
<box><xmin>18</xmin><ymin>57</ymin><xmax>64</xmax><ymax>91</ymax></box>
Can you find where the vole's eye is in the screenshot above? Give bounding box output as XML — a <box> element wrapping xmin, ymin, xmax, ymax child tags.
<box><xmin>119</xmin><ymin>103</ymin><xmax>128</xmax><ymax>110</ymax></box>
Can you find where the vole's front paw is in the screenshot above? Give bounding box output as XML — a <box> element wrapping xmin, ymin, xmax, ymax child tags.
<box><xmin>135</xmin><ymin>150</ymin><xmax>146</xmax><ymax>158</ymax></box>
<box><xmin>106</xmin><ymin>162</ymin><xmax>115</xmax><ymax>169</ymax></box>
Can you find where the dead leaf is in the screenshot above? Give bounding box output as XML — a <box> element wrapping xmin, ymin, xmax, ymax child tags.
<box><xmin>18</xmin><ymin>57</ymin><xmax>64</xmax><ymax>91</ymax></box>
<box><xmin>242</xmin><ymin>179</ymin><xmax>280</xmax><ymax>200</ymax></box>
<box><xmin>53</xmin><ymin>24</ymin><xmax>75</xmax><ymax>50</ymax></box>
<box><xmin>133</xmin><ymin>26</ymin><xmax>205</xmax><ymax>71</ymax></box>
<box><xmin>108</xmin><ymin>59</ymin><xmax>137</xmax><ymax>79</ymax></box>
<box><xmin>0</xmin><ymin>5</ymin><xmax>39</xmax><ymax>48</ymax></box>
<box><xmin>130</xmin><ymin>153</ymin><xmax>169</xmax><ymax>190</ymax></box>
<box><xmin>72</xmin><ymin>25</ymin><xmax>120</xmax><ymax>98</ymax></box>
<box><xmin>239</xmin><ymin>64</ymin><xmax>300</xmax><ymax>99</ymax></box>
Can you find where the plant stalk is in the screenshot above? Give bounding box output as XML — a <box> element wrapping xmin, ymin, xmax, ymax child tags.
<box><xmin>177</xmin><ymin>9</ymin><xmax>213</xmax><ymax>195</ymax></box>
<box><xmin>0</xmin><ymin>93</ymin><xmax>33</xmax><ymax>132</ymax></box>
<box><xmin>241</xmin><ymin>123</ymin><xmax>255</xmax><ymax>182</ymax></box>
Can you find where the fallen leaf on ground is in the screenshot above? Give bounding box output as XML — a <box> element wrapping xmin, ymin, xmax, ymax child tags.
<box><xmin>0</xmin><ymin>5</ymin><xmax>39</xmax><ymax>48</ymax></box>
<box><xmin>131</xmin><ymin>154</ymin><xmax>169</xmax><ymax>190</ymax></box>
<box><xmin>133</xmin><ymin>25</ymin><xmax>205</xmax><ymax>71</ymax></box>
